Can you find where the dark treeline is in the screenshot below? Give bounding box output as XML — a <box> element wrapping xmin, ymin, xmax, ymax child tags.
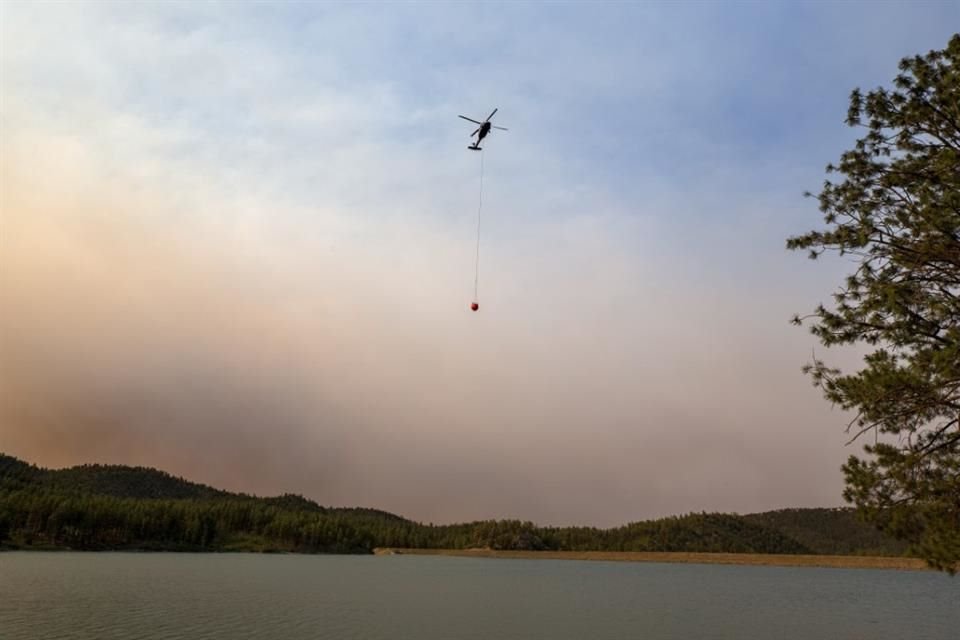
<box><xmin>0</xmin><ymin>454</ymin><xmax>908</xmax><ymax>556</ymax></box>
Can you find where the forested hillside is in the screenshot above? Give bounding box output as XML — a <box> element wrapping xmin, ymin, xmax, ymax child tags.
<box><xmin>0</xmin><ymin>454</ymin><xmax>907</xmax><ymax>556</ymax></box>
<box><xmin>744</xmin><ymin>508</ymin><xmax>909</xmax><ymax>556</ymax></box>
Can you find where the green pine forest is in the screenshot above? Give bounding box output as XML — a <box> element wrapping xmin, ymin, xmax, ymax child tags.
<box><xmin>0</xmin><ymin>453</ymin><xmax>909</xmax><ymax>557</ymax></box>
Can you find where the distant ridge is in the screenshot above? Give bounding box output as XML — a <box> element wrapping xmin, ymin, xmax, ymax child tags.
<box><xmin>0</xmin><ymin>453</ymin><xmax>908</xmax><ymax>556</ymax></box>
<box><xmin>743</xmin><ymin>507</ymin><xmax>908</xmax><ymax>556</ymax></box>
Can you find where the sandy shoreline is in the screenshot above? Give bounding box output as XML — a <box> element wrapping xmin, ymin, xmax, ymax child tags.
<box><xmin>373</xmin><ymin>548</ymin><xmax>929</xmax><ymax>571</ymax></box>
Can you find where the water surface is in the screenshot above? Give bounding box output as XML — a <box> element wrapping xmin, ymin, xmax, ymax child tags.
<box><xmin>1</xmin><ymin>552</ymin><xmax>956</xmax><ymax>639</ymax></box>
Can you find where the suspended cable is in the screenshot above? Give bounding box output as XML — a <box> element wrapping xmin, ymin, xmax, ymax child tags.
<box><xmin>473</xmin><ymin>149</ymin><xmax>484</xmax><ymax>308</ymax></box>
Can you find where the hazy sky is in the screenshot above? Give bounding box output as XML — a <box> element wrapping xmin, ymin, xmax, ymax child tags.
<box><xmin>1</xmin><ymin>2</ymin><xmax>957</xmax><ymax>526</ymax></box>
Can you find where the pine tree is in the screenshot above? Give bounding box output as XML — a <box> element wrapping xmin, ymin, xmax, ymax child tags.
<box><xmin>788</xmin><ymin>34</ymin><xmax>960</xmax><ymax>573</ymax></box>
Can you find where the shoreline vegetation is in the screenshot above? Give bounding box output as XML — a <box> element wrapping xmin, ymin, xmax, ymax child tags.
<box><xmin>372</xmin><ymin>548</ymin><xmax>929</xmax><ymax>571</ymax></box>
<box><xmin>2</xmin><ymin>453</ymin><xmax>928</xmax><ymax>570</ymax></box>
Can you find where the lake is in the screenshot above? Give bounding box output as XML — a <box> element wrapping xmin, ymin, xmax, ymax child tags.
<box><xmin>1</xmin><ymin>552</ymin><xmax>957</xmax><ymax>639</ymax></box>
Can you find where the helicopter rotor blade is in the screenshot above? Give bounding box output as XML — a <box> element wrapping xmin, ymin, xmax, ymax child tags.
<box><xmin>491</xmin><ymin>126</ymin><xmax>508</xmax><ymax>131</ymax></box>
<box><xmin>471</xmin><ymin>127</ymin><xmax>480</xmax><ymax>137</ymax></box>
<box><xmin>458</xmin><ymin>115</ymin><xmax>483</xmax><ymax>125</ymax></box>
<box><xmin>485</xmin><ymin>108</ymin><xmax>498</xmax><ymax>122</ymax></box>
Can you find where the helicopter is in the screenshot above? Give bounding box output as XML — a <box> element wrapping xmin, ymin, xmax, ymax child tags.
<box><xmin>458</xmin><ymin>108</ymin><xmax>508</xmax><ymax>150</ymax></box>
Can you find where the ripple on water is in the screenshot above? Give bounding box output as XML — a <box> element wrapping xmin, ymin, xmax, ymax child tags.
<box><xmin>0</xmin><ymin>553</ymin><xmax>957</xmax><ymax>640</ymax></box>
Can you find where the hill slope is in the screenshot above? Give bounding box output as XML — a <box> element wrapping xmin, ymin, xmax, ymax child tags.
<box><xmin>0</xmin><ymin>453</ymin><xmax>907</xmax><ymax>556</ymax></box>
<box><xmin>743</xmin><ymin>507</ymin><xmax>910</xmax><ymax>556</ymax></box>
